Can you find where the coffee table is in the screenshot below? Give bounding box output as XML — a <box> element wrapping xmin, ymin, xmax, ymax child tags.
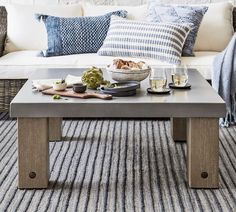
<box><xmin>10</xmin><ymin>68</ymin><xmax>225</xmax><ymax>189</ymax></box>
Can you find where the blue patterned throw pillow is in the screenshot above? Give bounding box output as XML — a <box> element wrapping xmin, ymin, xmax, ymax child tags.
<box><xmin>36</xmin><ymin>11</ymin><xmax>127</xmax><ymax>57</ymax></box>
<box><xmin>98</xmin><ymin>16</ymin><xmax>192</xmax><ymax>65</ymax></box>
<box><xmin>146</xmin><ymin>3</ymin><xmax>208</xmax><ymax>56</ymax></box>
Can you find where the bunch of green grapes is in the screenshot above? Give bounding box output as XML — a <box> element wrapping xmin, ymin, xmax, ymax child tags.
<box><xmin>82</xmin><ymin>67</ymin><xmax>109</xmax><ymax>89</ymax></box>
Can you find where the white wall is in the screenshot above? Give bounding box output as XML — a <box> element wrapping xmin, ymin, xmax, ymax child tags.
<box><xmin>0</xmin><ymin>0</ymin><xmax>235</xmax><ymax>5</ymax></box>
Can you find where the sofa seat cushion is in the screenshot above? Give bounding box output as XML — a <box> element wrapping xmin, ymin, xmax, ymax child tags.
<box><xmin>0</xmin><ymin>51</ymin><xmax>218</xmax><ymax>80</ymax></box>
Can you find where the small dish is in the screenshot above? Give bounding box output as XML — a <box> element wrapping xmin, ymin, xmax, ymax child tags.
<box><xmin>53</xmin><ymin>81</ymin><xmax>67</xmax><ymax>91</ymax></box>
<box><xmin>169</xmin><ymin>83</ymin><xmax>191</xmax><ymax>89</ymax></box>
<box><xmin>147</xmin><ymin>88</ymin><xmax>171</xmax><ymax>94</ymax></box>
<box><xmin>101</xmin><ymin>81</ymin><xmax>140</xmax><ymax>92</ymax></box>
<box><xmin>99</xmin><ymin>87</ymin><xmax>137</xmax><ymax>97</ymax></box>
<box><xmin>73</xmin><ymin>83</ymin><xmax>87</xmax><ymax>93</ymax></box>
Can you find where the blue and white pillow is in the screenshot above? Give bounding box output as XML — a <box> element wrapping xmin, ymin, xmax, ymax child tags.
<box><xmin>36</xmin><ymin>11</ymin><xmax>127</xmax><ymax>57</ymax></box>
<box><xmin>98</xmin><ymin>16</ymin><xmax>192</xmax><ymax>65</ymax></box>
<box><xmin>146</xmin><ymin>3</ymin><xmax>208</xmax><ymax>56</ymax></box>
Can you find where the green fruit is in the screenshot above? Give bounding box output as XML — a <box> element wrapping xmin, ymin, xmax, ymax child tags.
<box><xmin>82</xmin><ymin>67</ymin><xmax>109</xmax><ymax>89</ymax></box>
<box><xmin>53</xmin><ymin>94</ymin><xmax>61</xmax><ymax>100</ymax></box>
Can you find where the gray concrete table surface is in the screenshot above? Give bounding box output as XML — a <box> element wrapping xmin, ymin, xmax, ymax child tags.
<box><xmin>11</xmin><ymin>68</ymin><xmax>226</xmax><ymax>189</ymax></box>
<box><xmin>10</xmin><ymin>68</ymin><xmax>225</xmax><ymax>118</ymax></box>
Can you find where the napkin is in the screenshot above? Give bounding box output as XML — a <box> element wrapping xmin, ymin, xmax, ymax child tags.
<box><xmin>32</xmin><ymin>75</ymin><xmax>82</xmax><ymax>91</ymax></box>
<box><xmin>65</xmin><ymin>75</ymin><xmax>82</xmax><ymax>86</ymax></box>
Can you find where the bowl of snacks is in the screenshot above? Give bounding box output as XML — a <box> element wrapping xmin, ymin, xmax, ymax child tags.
<box><xmin>107</xmin><ymin>59</ymin><xmax>151</xmax><ymax>82</ymax></box>
<box><xmin>53</xmin><ymin>79</ymin><xmax>67</xmax><ymax>91</ymax></box>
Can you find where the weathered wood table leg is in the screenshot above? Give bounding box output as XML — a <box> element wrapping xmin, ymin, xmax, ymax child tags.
<box><xmin>18</xmin><ymin>118</ymin><xmax>49</xmax><ymax>189</ymax></box>
<box><xmin>171</xmin><ymin>118</ymin><xmax>187</xmax><ymax>141</ymax></box>
<box><xmin>187</xmin><ymin>118</ymin><xmax>219</xmax><ymax>188</ymax></box>
<box><xmin>49</xmin><ymin>117</ymin><xmax>62</xmax><ymax>141</ymax></box>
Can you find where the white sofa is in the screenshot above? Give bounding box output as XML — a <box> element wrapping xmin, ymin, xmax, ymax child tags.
<box><xmin>0</xmin><ymin>2</ymin><xmax>235</xmax><ymax>111</ymax></box>
<box><xmin>0</xmin><ymin>2</ymin><xmax>235</xmax><ymax>80</ymax></box>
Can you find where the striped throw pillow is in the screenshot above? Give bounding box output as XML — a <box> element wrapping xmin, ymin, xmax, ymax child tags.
<box><xmin>98</xmin><ymin>16</ymin><xmax>192</xmax><ymax>65</ymax></box>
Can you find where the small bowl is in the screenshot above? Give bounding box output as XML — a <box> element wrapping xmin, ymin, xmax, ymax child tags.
<box><xmin>73</xmin><ymin>83</ymin><xmax>87</xmax><ymax>93</ymax></box>
<box><xmin>106</xmin><ymin>66</ymin><xmax>151</xmax><ymax>82</ymax></box>
<box><xmin>53</xmin><ymin>82</ymin><xmax>67</xmax><ymax>91</ymax></box>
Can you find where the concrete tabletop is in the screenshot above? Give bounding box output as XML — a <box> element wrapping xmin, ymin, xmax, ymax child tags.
<box><xmin>10</xmin><ymin>68</ymin><xmax>226</xmax><ymax>118</ymax></box>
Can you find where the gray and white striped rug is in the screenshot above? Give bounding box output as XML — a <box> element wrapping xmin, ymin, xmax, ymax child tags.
<box><xmin>0</xmin><ymin>112</ymin><xmax>236</xmax><ymax>212</ymax></box>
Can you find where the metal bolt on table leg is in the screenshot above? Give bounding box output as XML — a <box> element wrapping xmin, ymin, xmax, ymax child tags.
<box><xmin>201</xmin><ymin>172</ymin><xmax>208</xmax><ymax>179</ymax></box>
<box><xmin>29</xmin><ymin>172</ymin><xmax>36</xmax><ymax>179</ymax></box>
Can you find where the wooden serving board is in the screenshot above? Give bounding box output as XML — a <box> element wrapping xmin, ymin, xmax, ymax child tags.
<box><xmin>42</xmin><ymin>88</ymin><xmax>112</xmax><ymax>100</ymax></box>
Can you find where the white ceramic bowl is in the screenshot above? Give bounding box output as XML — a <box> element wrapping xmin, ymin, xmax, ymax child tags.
<box><xmin>52</xmin><ymin>82</ymin><xmax>67</xmax><ymax>91</ymax></box>
<box><xmin>106</xmin><ymin>66</ymin><xmax>151</xmax><ymax>82</ymax></box>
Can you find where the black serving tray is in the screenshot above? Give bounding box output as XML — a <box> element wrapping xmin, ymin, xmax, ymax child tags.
<box><xmin>99</xmin><ymin>88</ymin><xmax>137</xmax><ymax>97</ymax></box>
<box><xmin>101</xmin><ymin>81</ymin><xmax>140</xmax><ymax>92</ymax></box>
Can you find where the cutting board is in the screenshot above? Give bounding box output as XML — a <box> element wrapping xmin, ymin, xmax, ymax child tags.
<box><xmin>42</xmin><ymin>88</ymin><xmax>112</xmax><ymax>100</ymax></box>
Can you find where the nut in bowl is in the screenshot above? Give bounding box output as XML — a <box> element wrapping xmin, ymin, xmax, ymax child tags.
<box><xmin>107</xmin><ymin>59</ymin><xmax>151</xmax><ymax>82</ymax></box>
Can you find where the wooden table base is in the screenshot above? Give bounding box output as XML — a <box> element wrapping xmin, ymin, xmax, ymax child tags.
<box><xmin>49</xmin><ymin>118</ymin><xmax>62</xmax><ymax>141</ymax></box>
<box><xmin>171</xmin><ymin>118</ymin><xmax>187</xmax><ymax>141</ymax></box>
<box><xmin>17</xmin><ymin>117</ymin><xmax>219</xmax><ymax>189</ymax></box>
<box><xmin>171</xmin><ymin>117</ymin><xmax>219</xmax><ymax>188</ymax></box>
<box><xmin>187</xmin><ymin>118</ymin><xmax>219</xmax><ymax>188</ymax></box>
<box><xmin>18</xmin><ymin>118</ymin><xmax>49</xmax><ymax>189</ymax></box>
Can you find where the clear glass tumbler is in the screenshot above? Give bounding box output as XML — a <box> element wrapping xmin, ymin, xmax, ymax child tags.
<box><xmin>171</xmin><ymin>65</ymin><xmax>188</xmax><ymax>87</ymax></box>
<box><xmin>149</xmin><ymin>68</ymin><xmax>167</xmax><ymax>92</ymax></box>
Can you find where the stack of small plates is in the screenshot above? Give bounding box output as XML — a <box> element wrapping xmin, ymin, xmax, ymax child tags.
<box><xmin>99</xmin><ymin>81</ymin><xmax>140</xmax><ymax>97</ymax></box>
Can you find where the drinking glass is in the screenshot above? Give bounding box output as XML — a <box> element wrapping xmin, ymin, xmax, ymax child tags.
<box><xmin>149</xmin><ymin>68</ymin><xmax>167</xmax><ymax>92</ymax></box>
<box><xmin>171</xmin><ymin>65</ymin><xmax>188</xmax><ymax>87</ymax></box>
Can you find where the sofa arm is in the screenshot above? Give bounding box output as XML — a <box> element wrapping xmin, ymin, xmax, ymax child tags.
<box><xmin>0</xmin><ymin>79</ymin><xmax>27</xmax><ymax>112</ymax></box>
<box><xmin>0</xmin><ymin>6</ymin><xmax>7</xmax><ymax>57</ymax></box>
<box><xmin>233</xmin><ymin>7</ymin><xmax>236</xmax><ymax>32</ymax></box>
<box><xmin>0</xmin><ymin>33</ymin><xmax>6</xmax><ymax>57</ymax></box>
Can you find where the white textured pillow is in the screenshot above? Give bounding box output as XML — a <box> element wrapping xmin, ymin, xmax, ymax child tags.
<box><xmin>5</xmin><ymin>4</ymin><xmax>83</xmax><ymax>53</ymax></box>
<box><xmin>82</xmin><ymin>3</ymin><xmax>147</xmax><ymax>20</ymax></box>
<box><xmin>194</xmin><ymin>2</ymin><xmax>234</xmax><ymax>51</ymax></box>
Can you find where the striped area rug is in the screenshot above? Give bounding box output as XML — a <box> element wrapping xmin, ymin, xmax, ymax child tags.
<box><xmin>0</xmin><ymin>113</ymin><xmax>236</xmax><ymax>212</ymax></box>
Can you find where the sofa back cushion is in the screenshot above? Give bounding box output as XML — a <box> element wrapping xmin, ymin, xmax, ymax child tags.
<box><xmin>194</xmin><ymin>2</ymin><xmax>234</xmax><ymax>52</ymax></box>
<box><xmin>4</xmin><ymin>4</ymin><xmax>83</xmax><ymax>54</ymax></box>
<box><xmin>83</xmin><ymin>2</ymin><xmax>234</xmax><ymax>52</ymax></box>
<box><xmin>1</xmin><ymin>2</ymin><xmax>235</xmax><ymax>55</ymax></box>
<box><xmin>82</xmin><ymin>3</ymin><xmax>147</xmax><ymax>20</ymax></box>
